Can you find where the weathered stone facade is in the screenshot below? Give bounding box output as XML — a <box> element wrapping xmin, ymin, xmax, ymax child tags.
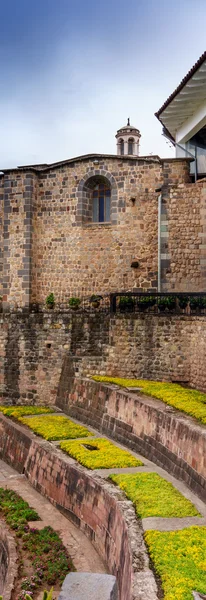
<box><xmin>1</xmin><ymin>153</ymin><xmax>205</xmax><ymax>307</ymax></box>
<box><xmin>0</xmin><ymin>312</ymin><xmax>206</xmax><ymax>406</ymax></box>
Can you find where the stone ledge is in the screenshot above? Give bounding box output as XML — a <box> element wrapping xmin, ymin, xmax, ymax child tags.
<box><xmin>58</xmin><ymin>573</ymin><xmax>118</xmax><ymax>600</ymax></box>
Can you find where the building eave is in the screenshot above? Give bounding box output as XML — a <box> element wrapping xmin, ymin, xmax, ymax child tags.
<box><xmin>155</xmin><ymin>51</ymin><xmax>206</xmax><ymax>139</ymax></box>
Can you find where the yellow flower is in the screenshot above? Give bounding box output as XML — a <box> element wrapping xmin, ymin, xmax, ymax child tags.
<box><xmin>60</xmin><ymin>438</ymin><xmax>143</xmax><ymax>469</ymax></box>
<box><xmin>92</xmin><ymin>376</ymin><xmax>206</xmax><ymax>424</ymax></box>
<box><xmin>19</xmin><ymin>415</ymin><xmax>92</xmax><ymax>441</ymax></box>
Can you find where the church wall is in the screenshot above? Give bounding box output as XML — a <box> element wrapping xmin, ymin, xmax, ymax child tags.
<box><xmin>1</xmin><ymin>155</ymin><xmax>204</xmax><ymax>306</ymax></box>
<box><xmin>31</xmin><ymin>156</ymin><xmax>163</xmax><ymax>302</ymax></box>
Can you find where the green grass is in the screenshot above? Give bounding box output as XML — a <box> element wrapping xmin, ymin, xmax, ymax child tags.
<box><xmin>145</xmin><ymin>527</ymin><xmax>206</xmax><ymax>600</ymax></box>
<box><xmin>92</xmin><ymin>376</ymin><xmax>206</xmax><ymax>425</ymax></box>
<box><xmin>109</xmin><ymin>472</ymin><xmax>200</xmax><ymax>518</ymax></box>
<box><xmin>19</xmin><ymin>415</ymin><xmax>92</xmax><ymax>441</ymax></box>
<box><xmin>60</xmin><ymin>437</ymin><xmax>143</xmax><ymax>469</ymax></box>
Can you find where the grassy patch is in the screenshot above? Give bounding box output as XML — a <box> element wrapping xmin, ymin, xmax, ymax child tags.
<box><xmin>21</xmin><ymin>525</ymin><xmax>74</xmax><ymax>586</ymax></box>
<box><xmin>18</xmin><ymin>414</ymin><xmax>92</xmax><ymax>441</ymax></box>
<box><xmin>0</xmin><ymin>488</ymin><xmax>74</xmax><ymax>599</ymax></box>
<box><xmin>145</xmin><ymin>527</ymin><xmax>206</xmax><ymax>600</ymax></box>
<box><xmin>109</xmin><ymin>472</ymin><xmax>200</xmax><ymax>518</ymax></box>
<box><xmin>92</xmin><ymin>376</ymin><xmax>206</xmax><ymax>424</ymax></box>
<box><xmin>0</xmin><ymin>488</ymin><xmax>39</xmax><ymax>529</ymax></box>
<box><xmin>60</xmin><ymin>437</ymin><xmax>143</xmax><ymax>469</ymax></box>
<box><xmin>0</xmin><ymin>405</ymin><xmax>53</xmax><ymax>418</ymax></box>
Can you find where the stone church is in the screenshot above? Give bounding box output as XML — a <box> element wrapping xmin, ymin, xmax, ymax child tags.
<box><xmin>0</xmin><ymin>114</ymin><xmax>206</xmax><ymax>308</ymax></box>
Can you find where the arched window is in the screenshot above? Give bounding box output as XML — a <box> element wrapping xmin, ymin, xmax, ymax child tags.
<box><xmin>128</xmin><ymin>138</ymin><xmax>134</xmax><ymax>155</ymax></box>
<box><xmin>120</xmin><ymin>139</ymin><xmax>124</xmax><ymax>155</ymax></box>
<box><xmin>92</xmin><ymin>182</ymin><xmax>111</xmax><ymax>222</ymax></box>
<box><xmin>83</xmin><ymin>176</ymin><xmax>111</xmax><ymax>223</ymax></box>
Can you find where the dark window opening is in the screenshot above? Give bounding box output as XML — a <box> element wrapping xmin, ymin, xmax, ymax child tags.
<box><xmin>92</xmin><ymin>183</ymin><xmax>111</xmax><ymax>222</ymax></box>
<box><xmin>128</xmin><ymin>138</ymin><xmax>134</xmax><ymax>155</ymax></box>
<box><xmin>120</xmin><ymin>139</ymin><xmax>124</xmax><ymax>155</ymax></box>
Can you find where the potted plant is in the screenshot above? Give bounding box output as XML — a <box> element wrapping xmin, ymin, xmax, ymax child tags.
<box><xmin>89</xmin><ymin>294</ymin><xmax>103</xmax><ymax>308</ymax></box>
<box><xmin>69</xmin><ymin>297</ymin><xmax>81</xmax><ymax>310</ymax></box>
<box><xmin>190</xmin><ymin>297</ymin><xmax>206</xmax><ymax>312</ymax></box>
<box><xmin>46</xmin><ymin>293</ymin><xmax>55</xmax><ymax>309</ymax></box>
<box><xmin>166</xmin><ymin>296</ymin><xmax>176</xmax><ymax>311</ymax></box>
<box><xmin>119</xmin><ymin>296</ymin><xmax>135</xmax><ymax>313</ymax></box>
<box><xmin>157</xmin><ymin>298</ymin><xmax>167</xmax><ymax>312</ymax></box>
<box><xmin>137</xmin><ymin>296</ymin><xmax>156</xmax><ymax>312</ymax></box>
<box><xmin>178</xmin><ymin>295</ymin><xmax>189</xmax><ymax>310</ymax></box>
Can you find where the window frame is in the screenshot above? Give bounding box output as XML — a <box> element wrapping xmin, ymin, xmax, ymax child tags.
<box><xmin>92</xmin><ymin>183</ymin><xmax>111</xmax><ymax>223</ymax></box>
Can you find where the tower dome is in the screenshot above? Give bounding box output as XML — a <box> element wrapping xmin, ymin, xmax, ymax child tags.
<box><xmin>115</xmin><ymin>118</ymin><xmax>141</xmax><ymax>156</ymax></box>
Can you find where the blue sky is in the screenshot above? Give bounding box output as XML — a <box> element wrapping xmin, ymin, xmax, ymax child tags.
<box><xmin>0</xmin><ymin>0</ymin><xmax>205</xmax><ymax>167</ymax></box>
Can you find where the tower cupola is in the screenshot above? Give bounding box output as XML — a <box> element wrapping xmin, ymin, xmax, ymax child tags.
<box><xmin>115</xmin><ymin>118</ymin><xmax>141</xmax><ymax>156</ymax></box>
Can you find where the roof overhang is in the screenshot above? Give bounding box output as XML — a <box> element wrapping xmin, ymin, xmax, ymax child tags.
<box><xmin>155</xmin><ymin>51</ymin><xmax>206</xmax><ymax>141</ymax></box>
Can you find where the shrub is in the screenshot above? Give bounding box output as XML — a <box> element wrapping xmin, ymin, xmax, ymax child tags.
<box><xmin>46</xmin><ymin>293</ymin><xmax>55</xmax><ymax>308</ymax></box>
<box><xmin>92</xmin><ymin>376</ymin><xmax>206</xmax><ymax>425</ymax></box>
<box><xmin>190</xmin><ymin>297</ymin><xmax>206</xmax><ymax>311</ymax></box>
<box><xmin>69</xmin><ymin>297</ymin><xmax>81</xmax><ymax>309</ymax></box>
<box><xmin>145</xmin><ymin>526</ymin><xmax>206</xmax><ymax>600</ymax></box>
<box><xmin>18</xmin><ymin>414</ymin><xmax>92</xmax><ymax>440</ymax></box>
<box><xmin>178</xmin><ymin>295</ymin><xmax>189</xmax><ymax>309</ymax></box>
<box><xmin>109</xmin><ymin>472</ymin><xmax>200</xmax><ymax>518</ymax></box>
<box><xmin>119</xmin><ymin>296</ymin><xmax>135</xmax><ymax>312</ymax></box>
<box><xmin>60</xmin><ymin>437</ymin><xmax>143</xmax><ymax>469</ymax></box>
<box><xmin>137</xmin><ymin>296</ymin><xmax>156</xmax><ymax>311</ymax></box>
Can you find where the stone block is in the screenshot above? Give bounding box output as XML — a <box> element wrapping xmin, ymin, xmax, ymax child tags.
<box><xmin>58</xmin><ymin>573</ymin><xmax>118</xmax><ymax>600</ymax></box>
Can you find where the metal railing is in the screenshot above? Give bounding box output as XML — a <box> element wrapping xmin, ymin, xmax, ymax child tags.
<box><xmin>2</xmin><ymin>292</ymin><xmax>206</xmax><ymax>316</ymax></box>
<box><xmin>109</xmin><ymin>292</ymin><xmax>206</xmax><ymax>315</ymax></box>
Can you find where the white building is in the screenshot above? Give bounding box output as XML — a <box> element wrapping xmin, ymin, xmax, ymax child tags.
<box><xmin>155</xmin><ymin>51</ymin><xmax>206</xmax><ymax>179</ymax></box>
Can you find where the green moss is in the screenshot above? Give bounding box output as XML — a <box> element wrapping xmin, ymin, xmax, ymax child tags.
<box><xmin>109</xmin><ymin>472</ymin><xmax>200</xmax><ymax>518</ymax></box>
<box><xmin>145</xmin><ymin>527</ymin><xmax>206</xmax><ymax>600</ymax></box>
<box><xmin>92</xmin><ymin>376</ymin><xmax>206</xmax><ymax>424</ymax></box>
<box><xmin>60</xmin><ymin>437</ymin><xmax>143</xmax><ymax>469</ymax></box>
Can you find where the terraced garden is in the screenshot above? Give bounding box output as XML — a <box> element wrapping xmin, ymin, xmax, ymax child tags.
<box><xmin>1</xmin><ymin>396</ymin><xmax>206</xmax><ymax>600</ymax></box>
<box><xmin>0</xmin><ymin>488</ymin><xmax>74</xmax><ymax>600</ymax></box>
<box><xmin>92</xmin><ymin>376</ymin><xmax>206</xmax><ymax>424</ymax></box>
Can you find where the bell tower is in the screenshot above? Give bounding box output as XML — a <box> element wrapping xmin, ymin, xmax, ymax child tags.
<box><xmin>116</xmin><ymin>118</ymin><xmax>141</xmax><ymax>156</ymax></box>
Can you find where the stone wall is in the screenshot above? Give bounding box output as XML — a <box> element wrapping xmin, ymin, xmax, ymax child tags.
<box><xmin>161</xmin><ymin>178</ymin><xmax>206</xmax><ymax>291</ymax></box>
<box><xmin>2</xmin><ymin>155</ymin><xmax>203</xmax><ymax>307</ymax></box>
<box><xmin>0</xmin><ymin>415</ymin><xmax>157</xmax><ymax>600</ymax></box>
<box><xmin>0</xmin><ymin>312</ymin><xmax>206</xmax><ymax>405</ymax></box>
<box><xmin>58</xmin><ymin>377</ymin><xmax>206</xmax><ymax>502</ymax></box>
<box><xmin>0</xmin><ymin>532</ymin><xmax>9</xmax><ymax>594</ymax></box>
<box><xmin>1</xmin><ymin>170</ymin><xmax>37</xmax><ymax>307</ymax></box>
<box><xmin>0</xmin><ymin>522</ymin><xmax>17</xmax><ymax>600</ymax></box>
<box><xmin>31</xmin><ymin>155</ymin><xmax>162</xmax><ymax>302</ymax></box>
